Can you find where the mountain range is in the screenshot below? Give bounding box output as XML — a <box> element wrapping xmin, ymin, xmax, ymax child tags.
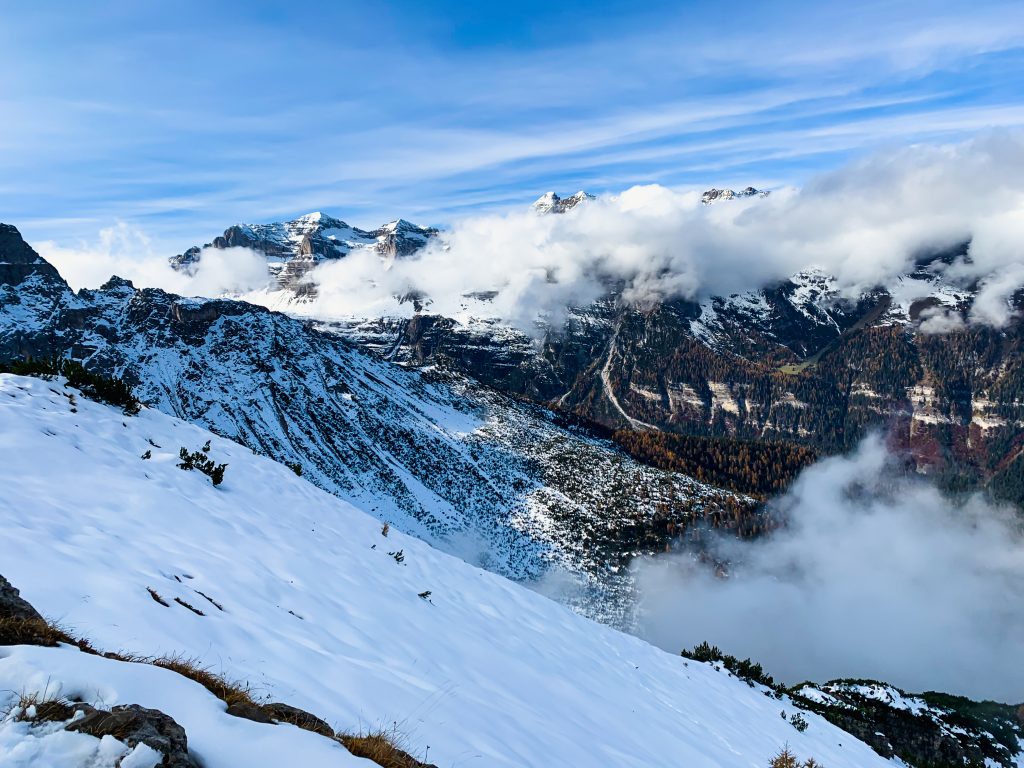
<box><xmin>166</xmin><ymin>191</ymin><xmax>1024</xmax><ymax>506</ymax></box>
<box><xmin>2</xmin><ymin>186</ymin><xmax>1023</xmax><ymax>766</ymax></box>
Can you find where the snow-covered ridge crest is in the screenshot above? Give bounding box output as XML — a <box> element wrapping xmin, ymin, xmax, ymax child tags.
<box><xmin>0</xmin><ymin>373</ymin><xmax>891</xmax><ymax>768</ymax></box>
<box><xmin>701</xmin><ymin>186</ymin><xmax>770</xmax><ymax>204</ymax></box>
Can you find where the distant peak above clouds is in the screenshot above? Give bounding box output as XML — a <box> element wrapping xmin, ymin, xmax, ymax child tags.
<box><xmin>532</xmin><ymin>190</ymin><xmax>596</xmax><ymax>214</ymax></box>
<box><xmin>168</xmin><ymin>211</ymin><xmax>438</xmax><ymax>296</ymax></box>
<box><xmin>701</xmin><ymin>186</ymin><xmax>770</xmax><ymax>204</ymax></box>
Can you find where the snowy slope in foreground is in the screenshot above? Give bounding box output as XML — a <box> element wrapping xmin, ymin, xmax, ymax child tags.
<box><xmin>0</xmin><ymin>375</ymin><xmax>891</xmax><ymax>767</ymax></box>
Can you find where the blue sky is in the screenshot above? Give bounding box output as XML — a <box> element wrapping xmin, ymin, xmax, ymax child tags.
<box><xmin>3</xmin><ymin>0</ymin><xmax>1024</xmax><ymax>252</ymax></box>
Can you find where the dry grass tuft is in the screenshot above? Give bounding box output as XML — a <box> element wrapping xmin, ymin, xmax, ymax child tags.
<box><xmin>0</xmin><ymin>616</ymin><xmax>98</xmax><ymax>654</ymax></box>
<box><xmin>8</xmin><ymin>691</ymin><xmax>80</xmax><ymax>723</ymax></box>
<box><xmin>2</xmin><ymin>611</ymin><xmax>438</xmax><ymax>766</ymax></box>
<box><xmin>145</xmin><ymin>654</ymin><xmax>258</xmax><ymax>708</ymax></box>
<box><xmin>339</xmin><ymin>725</ymin><xmax>435</xmax><ymax>768</ymax></box>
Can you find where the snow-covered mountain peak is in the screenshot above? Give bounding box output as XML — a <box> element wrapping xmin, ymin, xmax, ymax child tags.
<box><xmin>379</xmin><ymin>218</ymin><xmax>418</xmax><ymax>232</ymax></box>
<box><xmin>533</xmin><ymin>189</ymin><xmax>595</xmax><ymax>214</ymax></box>
<box><xmin>701</xmin><ymin>186</ymin><xmax>770</xmax><ymax>204</ymax></box>
<box><xmin>289</xmin><ymin>211</ymin><xmax>349</xmax><ymax>231</ymax></box>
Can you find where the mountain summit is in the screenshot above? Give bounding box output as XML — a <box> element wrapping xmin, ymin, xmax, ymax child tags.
<box><xmin>532</xmin><ymin>190</ymin><xmax>596</xmax><ymax>214</ymax></box>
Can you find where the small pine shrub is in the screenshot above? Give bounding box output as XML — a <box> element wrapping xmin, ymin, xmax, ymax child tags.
<box><xmin>287</xmin><ymin>461</ymin><xmax>303</xmax><ymax>476</ymax></box>
<box><xmin>769</xmin><ymin>746</ymin><xmax>822</xmax><ymax>768</ymax></box>
<box><xmin>682</xmin><ymin>641</ymin><xmax>780</xmax><ymax>691</ymax></box>
<box><xmin>770</xmin><ymin>747</ymin><xmax>800</xmax><ymax>768</ymax></box>
<box><xmin>789</xmin><ymin>712</ymin><xmax>809</xmax><ymax>732</ymax></box>
<box><xmin>178</xmin><ymin>446</ymin><xmax>227</xmax><ymax>486</ymax></box>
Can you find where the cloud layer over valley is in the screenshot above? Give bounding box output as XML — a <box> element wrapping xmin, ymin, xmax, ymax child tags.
<box><xmin>631</xmin><ymin>435</ymin><xmax>1024</xmax><ymax>702</ymax></box>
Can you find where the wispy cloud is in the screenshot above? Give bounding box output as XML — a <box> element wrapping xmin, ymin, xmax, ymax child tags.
<box><xmin>2</xmin><ymin>1</ymin><xmax>1023</xmax><ymax>250</ymax></box>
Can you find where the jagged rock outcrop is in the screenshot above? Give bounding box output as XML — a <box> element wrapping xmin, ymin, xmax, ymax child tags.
<box><xmin>0</xmin><ymin>223</ymin><xmax>67</xmax><ymax>287</ymax></box>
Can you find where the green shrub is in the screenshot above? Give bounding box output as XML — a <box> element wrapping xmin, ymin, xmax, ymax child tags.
<box><xmin>178</xmin><ymin>446</ymin><xmax>227</xmax><ymax>486</ymax></box>
<box><xmin>682</xmin><ymin>641</ymin><xmax>781</xmax><ymax>692</ymax></box>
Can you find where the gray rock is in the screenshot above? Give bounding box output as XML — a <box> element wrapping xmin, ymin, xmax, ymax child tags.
<box><xmin>0</xmin><ymin>573</ymin><xmax>43</xmax><ymax>621</ymax></box>
<box><xmin>67</xmin><ymin>704</ymin><xmax>197</xmax><ymax>768</ymax></box>
<box><xmin>225</xmin><ymin>701</ymin><xmax>274</xmax><ymax>723</ymax></box>
<box><xmin>263</xmin><ymin>702</ymin><xmax>334</xmax><ymax>737</ymax></box>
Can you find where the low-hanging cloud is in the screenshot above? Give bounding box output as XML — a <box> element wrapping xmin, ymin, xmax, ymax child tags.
<box><xmin>289</xmin><ymin>131</ymin><xmax>1024</xmax><ymax>330</ymax></box>
<box><xmin>630</xmin><ymin>435</ymin><xmax>1024</xmax><ymax>702</ymax></box>
<box><xmin>36</xmin><ymin>222</ymin><xmax>270</xmax><ymax>297</ymax></box>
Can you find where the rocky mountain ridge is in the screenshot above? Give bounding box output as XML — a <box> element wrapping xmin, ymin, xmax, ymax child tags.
<box><xmin>332</xmin><ymin>248</ymin><xmax>1023</xmax><ymax>502</ymax></box>
<box><xmin>170</xmin><ymin>212</ymin><xmax>437</xmax><ymax>296</ymax></box>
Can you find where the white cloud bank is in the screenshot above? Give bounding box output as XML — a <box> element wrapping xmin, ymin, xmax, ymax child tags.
<box><xmin>291</xmin><ymin>131</ymin><xmax>1024</xmax><ymax>330</ymax></box>
<box><xmin>36</xmin><ymin>222</ymin><xmax>270</xmax><ymax>298</ymax></box>
<box><xmin>630</xmin><ymin>435</ymin><xmax>1024</xmax><ymax>702</ymax></box>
